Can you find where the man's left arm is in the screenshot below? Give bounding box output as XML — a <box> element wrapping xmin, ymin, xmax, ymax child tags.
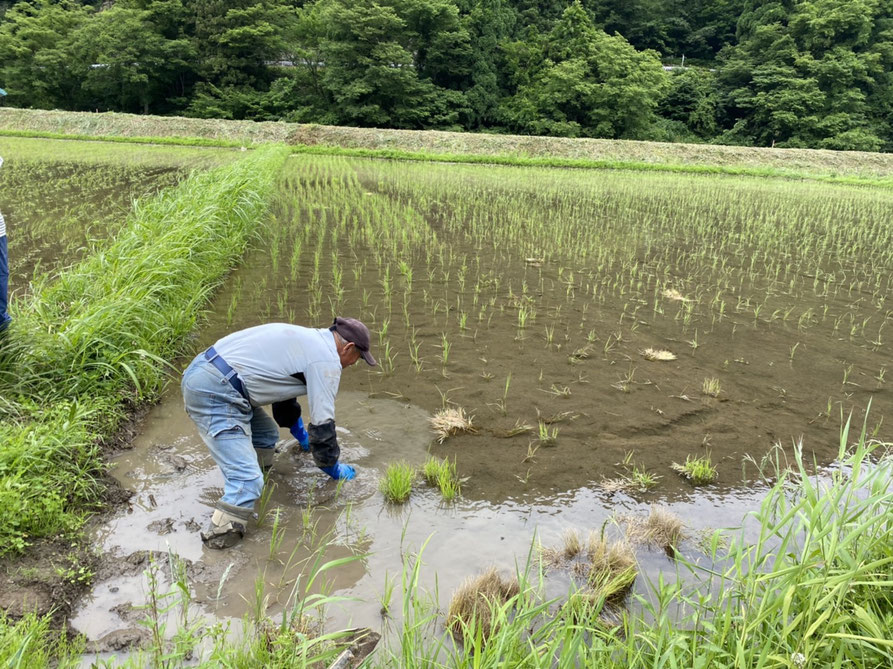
<box><xmin>305</xmin><ymin>362</ymin><xmax>355</xmax><ymax>480</ymax></box>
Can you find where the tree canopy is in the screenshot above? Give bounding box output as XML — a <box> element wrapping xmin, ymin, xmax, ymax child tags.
<box><xmin>0</xmin><ymin>0</ymin><xmax>890</xmax><ymax>151</ymax></box>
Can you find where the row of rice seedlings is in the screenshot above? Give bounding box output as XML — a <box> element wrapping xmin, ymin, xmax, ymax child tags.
<box><xmin>258</xmin><ymin>156</ymin><xmax>889</xmax><ymax>487</ymax></box>
<box><xmin>0</xmin><ymin>158</ymin><xmax>188</xmax><ymax>287</ymax></box>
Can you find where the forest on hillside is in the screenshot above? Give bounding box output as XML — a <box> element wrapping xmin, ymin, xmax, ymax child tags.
<box><xmin>1</xmin><ymin>0</ymin><xmax>891</xmax><ymax>151</ymax></box>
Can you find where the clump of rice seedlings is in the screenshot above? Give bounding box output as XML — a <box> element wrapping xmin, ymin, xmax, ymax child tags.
<box><xmin>446</xmin><ymin>567</ymin><xmax>520</xmax><ymax>644</ymax></box>
<box><xmin>537</xmin><ymin>420</ymin><xmax>559</xmax><ymax>446</ymax></box>
<box><xmin>622</xmin><ymin>451</ymin><xmax>660</xmax><ymax>491</ymax></box>
<box><xmin>662</xmin><ymin>288</ymin><xmax>687</xmax><ymax>301</ymax></box>
<box><xmin>702</xmin><ymin>377</ymin><xmax>722</xmax><ymax>397</ymax></box>
<box><xmin>626</xmin><ymin>506</ymin><xmax>686</xmax><ymax>554</ymax></box>
<box><xmin>421</xmin><ymin>456</ymin><xmax>461</xmax><ymax>501</ymax></box>
<box><xmin>628</xmin><ymin>465</ymin><xmax>659</xmax><ymax>490</ymax></box>
<box><xmin>570</xmin><ymin>344</ymin><xmax>594</xmax><ymax>360</ymax></box>
<box><xmin>379</xmin><ymin>461</ymin><xmax>415</xmax><ymax>503</ymax></box>
<box><xmin>641</xmin><ymin>347</ymin><xmax>677</xmax><ymax>361</ymax></box>
<box><xmin>671</xmin><ymin>454</ymin><xmax>718</xmax><ymax>485</ymax></box>
<box><xmin>430</xmin><ymin>407</ymin><xmax>476</xmax><ymax>443</ymax></box>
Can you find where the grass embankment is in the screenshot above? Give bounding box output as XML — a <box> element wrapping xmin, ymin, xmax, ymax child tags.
<box><xmin>2</xmin><ymin>108</ymin><xmax>893</xmax><ymax>186</ymax></box>
<box><xmin>2</xmin><ymin>425</ymin><xmax>889</xmax><ymax>667</ymax></box>
<box><xmin>0</xmin><ymin>146</ymin><xmax>289</xmax><ymax>553</ymax></box>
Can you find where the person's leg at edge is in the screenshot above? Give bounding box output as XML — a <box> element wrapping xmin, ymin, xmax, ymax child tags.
<box><xmin>0</xmin><ymin>233</ymin><xmax>11</xmax><ymax>332</ymax></box>
<box><xmin>181</xmin><ymin>355</ymin><xmax>264</xmax><ymax>548</ymax></box>
<box><xmin>251</xmin><ymin>406</ymin><xmax>281</xmax><ymax>472</ymax></box>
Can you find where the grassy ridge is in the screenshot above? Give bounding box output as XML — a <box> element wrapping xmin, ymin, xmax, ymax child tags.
<box><xmin>0</xmin><ymin>146</ymin><xmax>289</xmax><ymax>552</ymax></box>
<box><xmin>3</xmin><ymin>108</ymin><xmax>893</xmax><ymax>183</ymax></box>
<box><xmin>4</xmin><ymin>127</ymin><xmax>892</xmax><ymax>189</ymax></box>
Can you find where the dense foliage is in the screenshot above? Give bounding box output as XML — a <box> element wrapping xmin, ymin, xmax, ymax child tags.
<box><xmin>0</xmin><ymin>0</ymin><xmax>891</xmax><ymax>149</ymax></box>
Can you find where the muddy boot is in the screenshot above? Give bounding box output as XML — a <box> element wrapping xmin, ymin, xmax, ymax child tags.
<box><xmin>255</xmin><ymin>447</ymin><xmax>276</xmax><ymax>474</ymax></box>
<box><xmin>200</xmin><ymin>502</ymin><xmax>252</xmax><ymax>549</ymax></box>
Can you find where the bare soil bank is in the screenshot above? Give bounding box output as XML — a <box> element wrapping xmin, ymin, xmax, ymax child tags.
<box><xmin>2</xmin><ymin>108</ymin><xmax>892</xmax><ymax>179</ymax></box>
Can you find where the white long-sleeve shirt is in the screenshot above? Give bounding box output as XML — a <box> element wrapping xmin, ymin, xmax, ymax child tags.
<box><xmin>212</xmin><ymin>323</ymin><xmax>342</xmax><ymax>425</ymax></box>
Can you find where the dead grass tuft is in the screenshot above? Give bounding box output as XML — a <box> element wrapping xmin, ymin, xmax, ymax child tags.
<box><xmin>430</xmin><ymin>407</ymin><xmax>477</xmax><ymax>443</ymax></box>
<box><xmin>446</xmin><ymin>567</ymin><xmax>520</xmax><ymax>644</ymax></box>
<box><xmin>661</xmin><ymin>288</ymin><xmax>687</xmax><ymax>301</ymax></box>
<box><xmin>641</xmin><ymin>347</ymin><xmax>677</xmax><ymax>361</ymax></box>
<box><xmin>625</xmin><ymin>506</ymin><xmax>686</xmax><ymax>553</ymax></box>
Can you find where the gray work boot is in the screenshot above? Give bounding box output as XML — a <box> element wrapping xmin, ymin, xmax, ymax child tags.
<box><xmin>200</xmin><ymin>502</ymin><xmax>252</xmax><ymax>549</ymax></box>
<box><xmin>255</xmin><ymin>447</ymin><xmax>276</xmax><ymax>473</ymax></box>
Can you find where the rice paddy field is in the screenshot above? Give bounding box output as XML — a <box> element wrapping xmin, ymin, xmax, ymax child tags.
<box><xmin>0</xmin><ymin>134</ymin><xmax>890</xmax><ymax>668</ymax></box>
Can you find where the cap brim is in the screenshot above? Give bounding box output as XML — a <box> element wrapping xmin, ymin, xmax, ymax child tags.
<box><xmin>361</xmin><ymin>350</ymin><xmax>377</xmax><ymax>366</ymax></box>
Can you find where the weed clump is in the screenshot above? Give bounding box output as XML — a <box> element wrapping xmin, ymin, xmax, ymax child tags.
<box><xmin>430</xmin><ymin>407</ymin><xmax>476</xmax><ymax>443</ymax></box>
<box><xmin>671</xmin><ymin>454</ymin><xmax>718</xmax><ymax>485</ymax></box>
<box><xmin>446</xmin><ymin>567</ymin><xmax>520</xmax><ymax>644</ymax></box>
<box><xmin>543</xmin><ymin>529</ymin><xmax>638</xmax><ymax>606</ymax></box>
<box><xmin>584</xmin><ymin>534</ymin><xmax>637</xmax><ymax>601</ymax></box>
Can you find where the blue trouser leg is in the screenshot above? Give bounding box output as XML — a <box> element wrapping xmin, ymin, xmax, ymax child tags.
<box><xmin>181</xmin><ymin>354</ymin><xmax>277</xmax><ymax>509</ymax></box>
<box><xmin>0</xmin><ymin>234</ymin><xmax>10</xmax><ymax>330</ymax></box>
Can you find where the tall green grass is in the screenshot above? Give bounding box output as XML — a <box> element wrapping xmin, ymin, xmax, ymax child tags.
<box><xmin>372</xmin><ymin>422</ymin><xmax>890</xmax><ymax>668</ymax></box>
<box><xmin>0</xmin><ymin>146</ymin><xmax>289</xmax><ymax>552</ymax></box>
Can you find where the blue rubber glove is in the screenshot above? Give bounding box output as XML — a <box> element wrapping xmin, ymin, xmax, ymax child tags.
<box><xmin>319</xmin><ymin>463</ymin><xmax>356</xmax><ymax>480</ymax></box>
<box><xmin>290</xmin><ymin>417</ymin><xmax>310</xmax><ymax>451</ymax></box>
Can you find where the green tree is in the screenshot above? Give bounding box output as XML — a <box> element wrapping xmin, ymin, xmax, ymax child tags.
<box><xmin>184</xmin><ymin>0</ymin><xmax>295</xmax><ymax>118</ymax></box>
<box><xmin>65</xmin><ymin>6</ymin><xmax>193</xmax><ymax>114</ymax></box>
<box><xmin>501</xmin><ymin>1</ymin><xmax>668</xmax><ymax>138</ymax></box>
<box><xmin>658</xmin><ymin>67</ymin><xmax>721</xmax><ymax>137</ymax></box>
<box><xmin>312</xmin><ymin>0</ymin><xmax>471</xmax><ymax>128</ymax></box>
<box><xmin>463</xmin><ymin>0</ymin><xmax>517</xmax><ymax>128</ymax></box>
<box><xmin>0</xmin><ymin>0</ymin><xmax>90</xmax><ymax>109</ymax></box>
<box><xmin>719</xmin><ymin>0</ymin><xmax>889</xmax><ymax>149</ymax></box>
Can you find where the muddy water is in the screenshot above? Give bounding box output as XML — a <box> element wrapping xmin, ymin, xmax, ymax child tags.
<box><xmin>74</xmin><ymin>155</ymin><xmax>891</xmax><ymax>651</ymax></box>
<box><xmin>74</xmin><ymin>386</ymin><xmax>776</xmax><ymax>646</ymax></box>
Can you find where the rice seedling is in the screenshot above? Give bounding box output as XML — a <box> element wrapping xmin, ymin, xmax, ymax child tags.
<box><xmin>446</xmin><ymin>567</ymin><xmax>520</xmax><ymax>645</ymax></box>
<box><xmin>671</xmin><ymin>454</ymin><xmax>718</xmax><ymax>485</ymax></box>
<box><xmin>537</xmin><ymin>420</ymin><xmax>559</xmax><ymax>446</ymax></box>
<box><xmin>379</xmin><ymin>461</ymin><xmax>415</xmax><ymax>503</ymax></box>
<box><xmin>499</xmin><ymin>419</ymin><xmax>534</xmax><ymax>438</ymax></box>
<box><xmin>429</xmin><ymin>407</ymin><xmax>476</xmax><ymax>443</ymax></box>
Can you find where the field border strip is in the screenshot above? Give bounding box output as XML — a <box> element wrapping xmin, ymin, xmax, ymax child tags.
<box><xmin>3</xmin><ymin>128</ymin><xmax>892</xmax><ymax>189</ymax></box>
